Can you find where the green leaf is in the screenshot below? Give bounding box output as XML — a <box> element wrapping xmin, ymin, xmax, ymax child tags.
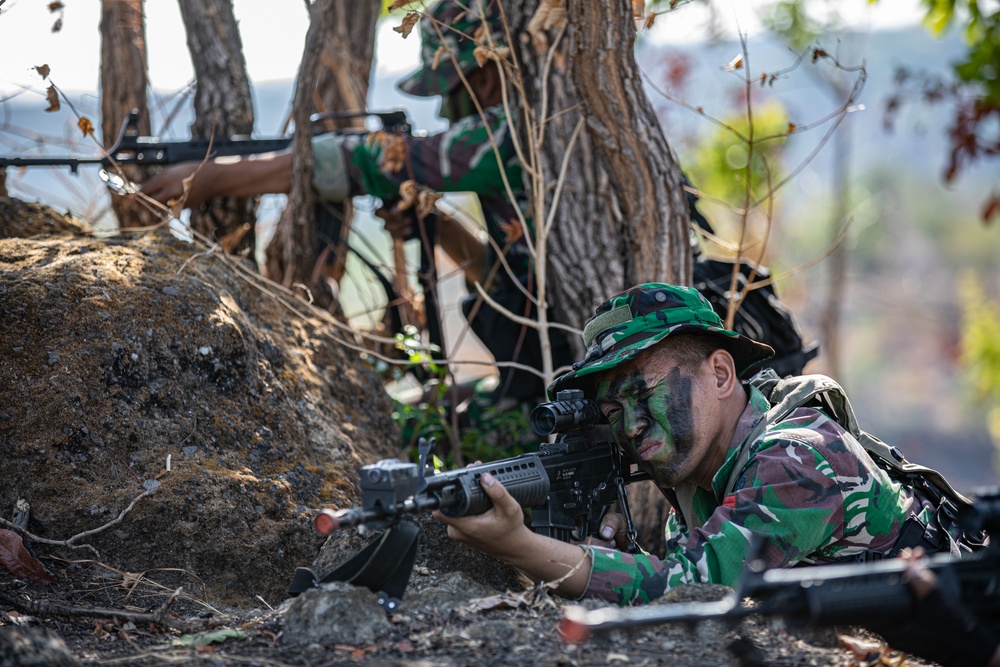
<box><xmin>172</xmin><ymin>628</ymin><xmax>248</xmax><ymax>647</ymax></box>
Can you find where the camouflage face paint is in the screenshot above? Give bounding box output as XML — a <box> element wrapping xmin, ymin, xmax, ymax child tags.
<box><xmin>598</xmin><ymin>364</ymin><xmax>696</xmax><ymax>486</ymax></box>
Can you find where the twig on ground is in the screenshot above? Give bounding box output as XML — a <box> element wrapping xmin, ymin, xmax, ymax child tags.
<box><xmin>0</xmin><ymin>488</ymin><xmax>156</xmax><ymax>557</ymax></box>
<box><xmin>0</xmin><ymin>586</ymin><xmax>209</xmax><ymax>633</ymax></box>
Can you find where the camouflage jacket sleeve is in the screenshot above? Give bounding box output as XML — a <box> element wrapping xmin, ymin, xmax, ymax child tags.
<box><xmin>583</xmin><ymin>399</ymin><xmax>923</xmax><ymax>605</ymax></box>
<box><xmin>312</xmin><ymin>105</ymin><xmax>522</xmax><ymax>202</ymax></box>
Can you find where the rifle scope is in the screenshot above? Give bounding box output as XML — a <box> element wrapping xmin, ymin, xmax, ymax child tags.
<box><xmin>530</xmin><ymin>389</ymin><xmax>602</xmax><ymax>436</ymax></box>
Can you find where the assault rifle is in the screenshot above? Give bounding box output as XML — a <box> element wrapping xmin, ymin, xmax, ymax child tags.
<box><xmin>560</xmin><ymin>488</ymin><xmax>999</xmax><ymax>662</ymax></box>
<box><xmin>287</xmin><ymin>389</ymin><xmax>649</xmax><ymax>611</ymax></box>
<box><xmin>0</xmin><ymin>108</ymin><xmax>410</xmax><ymax>172</ymax></box>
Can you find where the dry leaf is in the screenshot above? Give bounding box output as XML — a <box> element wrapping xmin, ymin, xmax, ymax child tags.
<box><xmin>787</xmin><ymin>122</ymin><xmax>797</xmax><ymax>134</ymax></box>
<box><xmin>51</xmin><ymin>17</ymin><xmax>62</xmax><ymax>32</ymax></box>
<box><xmin>44</xmin><ymin>85</ymin><xmax>59</xmax><ymax>112</ymax></box>
<box><xmin>397</xmin><ymin>180</ymin><xmax>418</xmax><ymax>211</ymax></box>
<box><xmin>388</xmin><ymin>0</ymin><xmax>416</xmax><ymax>10</ymax></box>
<box><xmin>500</xmin><ymin>219</ymin><xmax>523</xmax><ymax>244</ymax></box>
<box><xmin>644</xmin><ymin>12</ymin><xmax>657</xmax><ymax>29</ymax></box>
<box><xmin>48</xmin><ymin>1</ymin><xmax>64</xmax><ymax>10</ymax></box>
<box><xmin>34</xmin><ymin>64</ymin><xmax>51</xmax><ymax>80</ymax></box>
<box><xmin>811</xmin><ymin>48</ymin><xmax>829</xmax><ymax>63</ymax></box>
<box><xmin>723</xmin><ymin>53</ymin><xmax>743</xmax><ymax>71</ymax></box>
<box><xmin>77</xmin><ymin>116</ymin><xmax>94</xmax><ymax>137</ymax></box>
<box><xmin>219</xmin><ymin>223</ymin><xmax>251</xmax><ymax>254</ymax></box>
<box><xmin>0</xmin><ymin>528</ymin><xmax>56</xmax><ymax>583</ymax></box>
<box><xmin>371</xmin><ymin>132</ymin><xmax>409</xmax><ymax>174</ymax></box>
<box><xmin>393</xmin><ymin>11</ymin><xmax>419</xmax><ymax>38</ymax></box>
<box><xmin>839</xmin><ymin>634</ymin><xmax>889</xmax><ymax>666</ymax></box>
<box><xmin>415</xmin><ymin>189</ymin><xmax>442</xmax><ymax>220</ymax></box>
<box><xmin>465</xmin><ymin>594</ymin><xmax>522</xmax><ymax>612</ymax></box>
<box><xmin>473</xmin><ymin>44</ymin><xmax>510</xmax><ymax>66</ymax></box>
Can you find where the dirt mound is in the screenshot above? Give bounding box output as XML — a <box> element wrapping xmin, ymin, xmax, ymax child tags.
<box><xmin>0</xmin><ymin>197</ymin><xmax>94</xmax><ymax>239</ymax></box>
<box><xmin>0</xmin><ymin>208</ymin><xmax>399</xmax><ymax>605</ymax></box>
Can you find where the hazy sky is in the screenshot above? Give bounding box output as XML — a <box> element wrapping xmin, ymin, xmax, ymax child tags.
<box><xmin>0</xmin><ymin>0</ymin><xmax>925</xmax><ymax>98</ymax></box>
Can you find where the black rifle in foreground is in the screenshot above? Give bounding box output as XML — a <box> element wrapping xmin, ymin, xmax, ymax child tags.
<box><xmin>560</xmin><ymin>489</ymin><xmax>999</xmax><ymax>660</ymax></box>
<box><xmin>0</xmin><ymin>109</ymin><xmax>410</xmax><ymax>173</ymax></box>
<box><xmin>288</xmin><ymin>389</ymin><xmax>649</xmax><ymax>611</ymax></box>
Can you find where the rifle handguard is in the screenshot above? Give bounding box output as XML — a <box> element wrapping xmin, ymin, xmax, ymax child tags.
<box><xmin>429</xmin><ymin>455</ymin><xmax>550</xmax><ymax>518</ymax></box>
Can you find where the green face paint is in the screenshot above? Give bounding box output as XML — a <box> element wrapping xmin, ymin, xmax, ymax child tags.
<box><xmin>598</xmin><ymin>366</ymin><xmax>696</xmax><ymax>486</ymax></box>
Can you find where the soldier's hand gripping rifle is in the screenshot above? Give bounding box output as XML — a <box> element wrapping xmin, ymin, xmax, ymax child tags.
<box><xmin>560</xmin><ymin>489</ymin><xmax>1000</xmax><ymax>666</ymax></box>
<box><xmin>287</xmin><ymin>389</ymin><xmax>650</xmax><ymax>611</ymax></box>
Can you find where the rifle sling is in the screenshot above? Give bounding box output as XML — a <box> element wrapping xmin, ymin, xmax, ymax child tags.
<box><xmin>286</xmin><ymin>520</ymin><xmax>421</xmax><ymax>613</ymax></box>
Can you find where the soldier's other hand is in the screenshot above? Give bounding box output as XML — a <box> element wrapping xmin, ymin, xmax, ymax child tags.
<box><xmin>586</xmin><ymin>512</ymin><xmax>629</xmax><ymax>550</ymax></box>
<box><xmin>433</xmin><ymin>472</ymin><xmax>529</xmax><ymax>559</ymax></box>
<box><xmin>864</xmin><ymin>548</ymin><xmax>1000</xmax><ymax>667</ymax></box>
<box><xmin>139</xmin><ymin>162</ymin><xmax>203</xmax><ymax>209</ymax></box>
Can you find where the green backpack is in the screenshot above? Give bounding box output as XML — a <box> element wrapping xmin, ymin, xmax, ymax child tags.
<box><xmin>725</xmin><ymin>369</ymin><xmax>985</xmax><ymax>556</ymax></box>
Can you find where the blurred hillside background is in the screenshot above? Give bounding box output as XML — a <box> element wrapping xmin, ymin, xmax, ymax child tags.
<box><xmin>1</xmin><ymin>1</ymin><xmax>997</xmax><ymax>492</ymax></box>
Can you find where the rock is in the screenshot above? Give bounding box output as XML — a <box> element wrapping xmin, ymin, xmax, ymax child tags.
<box><xmin>281</xmin><ymin>581</ymin><xmax>392</xmax><ymax>646</ymax></box>
<box><xmin>0</xmin><ymin>626</ymin><xmax>79</xmax><ymax>667</ymax></box>
<box><xmin>405</xmin><ymin>572</ymin><xmax>493</xmax><ymax>613</ymax></box>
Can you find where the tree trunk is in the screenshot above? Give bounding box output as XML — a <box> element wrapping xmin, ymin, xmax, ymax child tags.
<box><xmin>100</xmin><ymin>0</ymin><xmax>155</xmax><ymax>230</ymax></box>
<box><xmin>177</xmin><ymin>0</ymin><xmax>257</xmax><ymax>258</ymax></box>
<box><xmin>502</xmin><ymin>0</ymin><xmax>691</xmax><ymax>556</ymax></box>
<box><xmin>264</xmin><ymin>0</ymin><xmax>380</xmax><ymax>310</ymax></box>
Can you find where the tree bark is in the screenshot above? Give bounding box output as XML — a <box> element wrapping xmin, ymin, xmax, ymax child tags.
<box><xmin>177</xmin><ymin>0</ymin><xmax>257</xmax><ymax>257</ymax></box>
<box><xmin>100</xmin><ymin>0</ymin><xmax>155</xmax><ymax>230</ymax></box>
<box><xmin>502</xmin><ymin>0</ymin><xmax>690</xmax><ymax>555</ymax></box>
<box><xmin>263</xmin><ymin>0</ymin><xmax>380</xmax><ymax>310</ymax></box>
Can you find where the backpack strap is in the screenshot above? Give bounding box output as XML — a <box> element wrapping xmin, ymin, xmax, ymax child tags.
<box><xmin>724</xmin><ymin>370</ymin><xmax>845</xmax><ymax>498</ymax></box>
<box><xmin>724</xmin><ymin>370</ymin><xmax>974</xmax><ymax>509</ymax></box>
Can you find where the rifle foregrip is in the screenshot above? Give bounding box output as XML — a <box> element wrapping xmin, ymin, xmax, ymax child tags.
<box><xmin>435</xmin><ymin>454</ymin><xmax>550</xmax><ymax>518</ymax></box>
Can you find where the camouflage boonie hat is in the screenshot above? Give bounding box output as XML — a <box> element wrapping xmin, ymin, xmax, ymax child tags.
<box><xmin>548</xmin><ymin>283</ymin><xmax>774</xmax><ymax>397</ymax></box>
<box><xmin>398</xmin><ymin>0</ymin><xmax>505</xmax><ymax>97</ymax></box>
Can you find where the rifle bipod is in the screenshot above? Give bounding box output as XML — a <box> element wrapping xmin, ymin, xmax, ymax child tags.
<box><xmin>286</xmin><ymin>519</ymin><xmax>421</xmax><ymax>613</ymax></box>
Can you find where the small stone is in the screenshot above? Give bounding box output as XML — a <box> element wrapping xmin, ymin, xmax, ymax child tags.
<box><xmin>199</xmin><ymin>346</ymin><xmax>212</xmax><ymax>356</ymax></box>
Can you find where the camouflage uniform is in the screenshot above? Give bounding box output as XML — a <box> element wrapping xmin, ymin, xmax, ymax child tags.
<box><xmin>583</xmin><ymin>385</ymin><xmax>939</xmax><ymax>604</ymax></box>
<box><xmin>312</xmin><ymin>105</ymin><xmax>529</xmax><ymax>287</ymax></box>
<box><xmin>549</xmin><ymin>283</ymin><xmax>940</xmax><ymax>605</ymax></box>
<box><xmin>312</xmin><ymin>0</ymin><xmax>573</xmax><ymax>400</ymax></box>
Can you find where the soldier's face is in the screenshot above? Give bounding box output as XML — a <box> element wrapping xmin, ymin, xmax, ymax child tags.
<box><xmin>595</xmin><ymin>351</ymin><xmax>714</xmax><ymax>488</ymax></box>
